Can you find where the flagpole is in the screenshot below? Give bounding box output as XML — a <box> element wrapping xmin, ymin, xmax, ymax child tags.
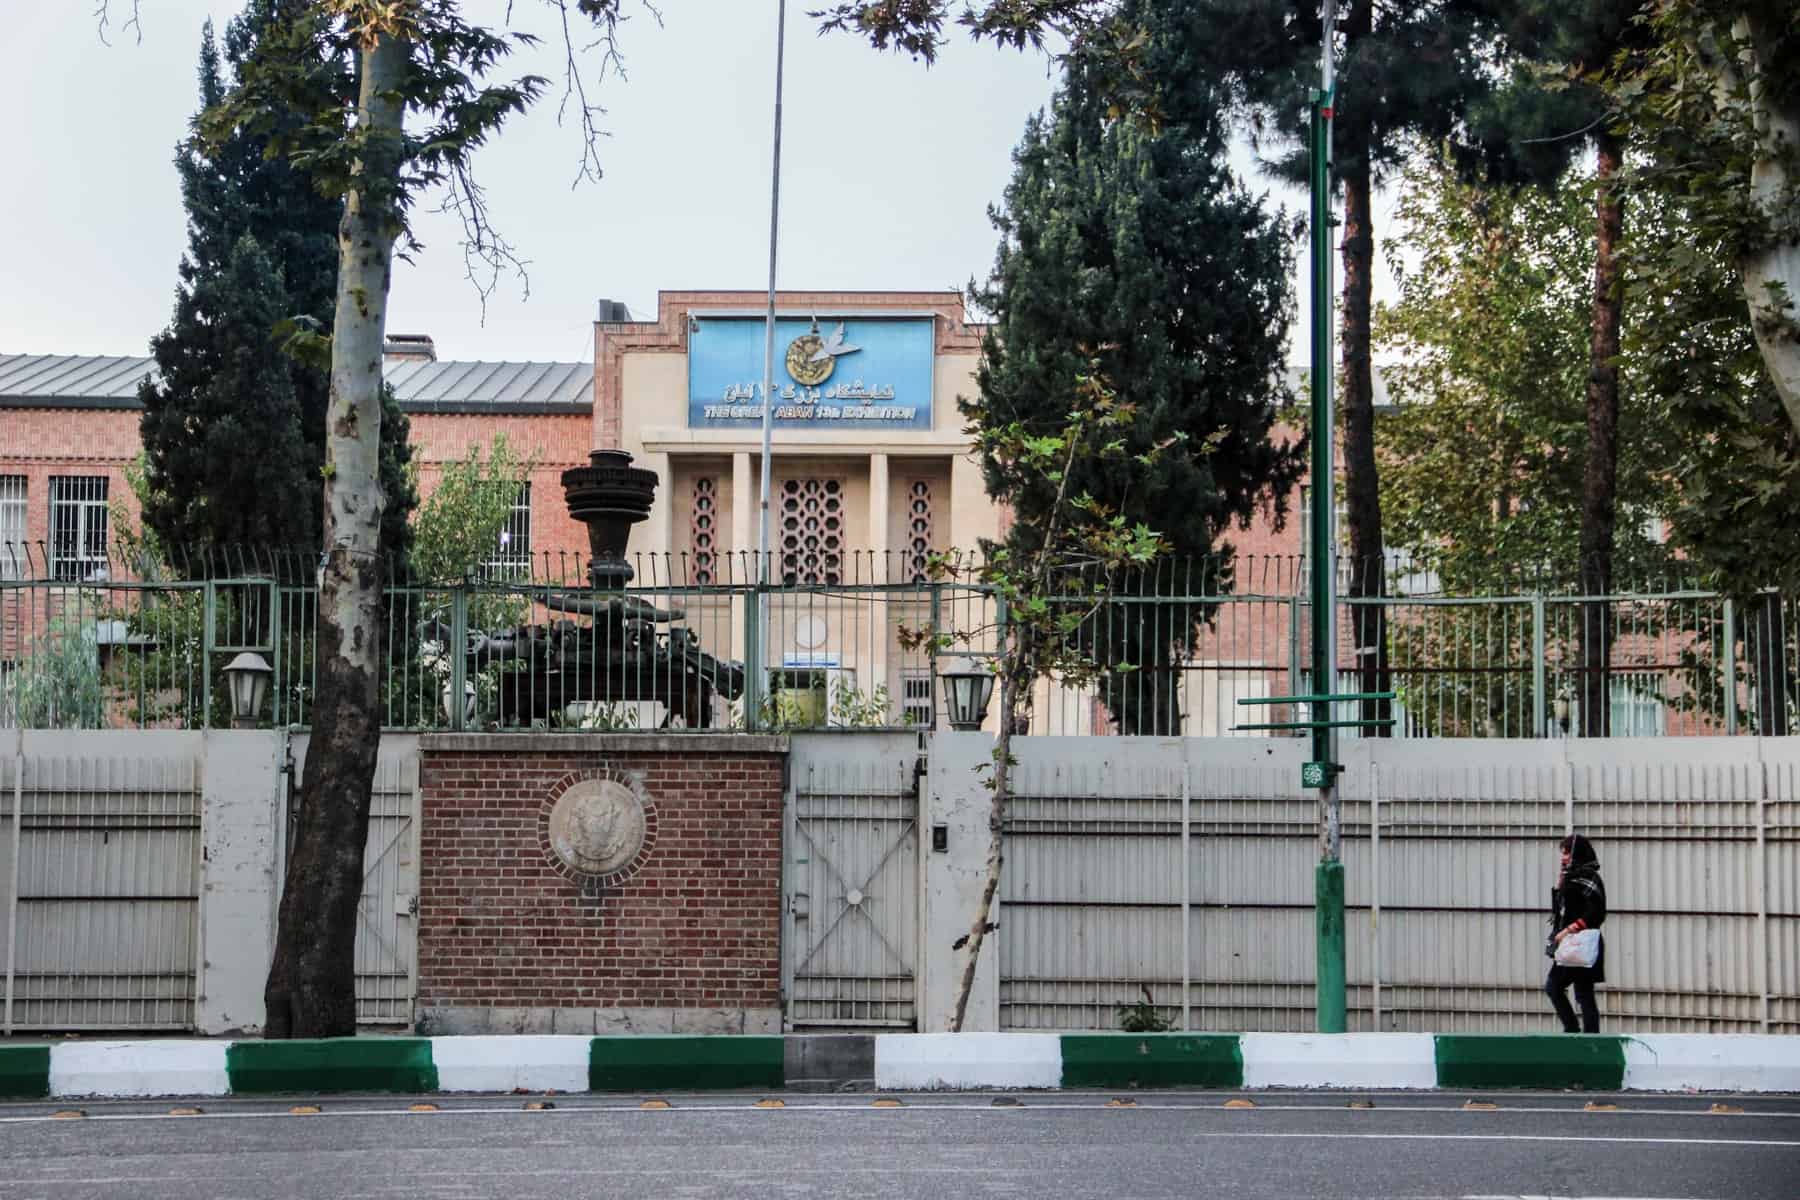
<box><xmin>757</xmin><ymin>0</ymin><xmax>786</xmax><ymax>581</ymax></box>
<box><xmin>745</xmin><ymin>0</ymin><xmax>787</xmax><ymax>731</ymax></box>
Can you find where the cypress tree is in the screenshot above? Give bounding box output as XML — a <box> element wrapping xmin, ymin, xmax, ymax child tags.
<box><xmin>138</xmin><ymin>3</ymin><xmax>415</xmax><ymax>576</ymax></box>
<box><xmin>970</xmin><ymin>0</ymin><xmax>1305</xmax><ymax>735</ymax></box>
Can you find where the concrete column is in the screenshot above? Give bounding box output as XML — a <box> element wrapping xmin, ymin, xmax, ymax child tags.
<box><xmin>950</xmin><ymin>451</ymin><xmax>997</xmax><ymax>550</ymax></box>
<box><xmin>643</xmin><ymin>451</ymin><xmax>673</xmax><ymax>558</ymax></box>
<box><xmin>868</xmin><ymin>453</ymin><xmax>890</xmax><ymax>568</ymax></box>
<box><xmin>919</xmin><ymin>731</ymin><xmax>1002</xmax><ymax>1031</ymax></box>
<box><xmin>728</xmin><ymin>451</ymin><xmax>751</xmax><ymax>563</ymax></box>
<box><xmin>731</xmin><ymin>452</ymin><xmax>754</xmax><ymax>698</ymax></box>
<box><xmin>197</xmin><ymin>730</ymin><xmax>286</xmax><ymax>1035</ymax></box>
<box><xmin>866</xmin><ymin>453</ymin><xmax>891</xmax><ymax>699</ymax></box>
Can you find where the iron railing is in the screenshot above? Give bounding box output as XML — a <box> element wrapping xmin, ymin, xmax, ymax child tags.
<box><xmin>2</xmin><ymin>542</ymin><xmax>1794</xmax><ymax>737</ymax></box>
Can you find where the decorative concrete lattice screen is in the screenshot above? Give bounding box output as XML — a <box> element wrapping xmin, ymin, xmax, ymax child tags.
<box><xmin>690</xmin><ymin>475</ymin><xmax>718</xmax><ymax>585</ymax></box>
<box><xmin>779</xmin><ymin>478</ymin><xmax>843</xmax><ymax>586</ymax></box>
<box><xmin>905</xmin><ymin>479</ymin><xmax>933</xmax><ymax>583</ymax></box>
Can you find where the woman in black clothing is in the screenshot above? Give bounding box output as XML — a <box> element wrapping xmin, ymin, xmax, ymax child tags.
<box><xmin>1545</xmin><ymin>833</ymin><xmax>1607</xmax><ymax>1033</ymax></box>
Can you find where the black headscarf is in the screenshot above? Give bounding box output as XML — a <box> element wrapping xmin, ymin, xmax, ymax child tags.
<box><xmin>1561</xmin><ymin>833</ymin><xmax>1599</xmax><ymax>872</ymax></box>
<box><xmin>1555</xmin><ymin>833</ymin><xmax>1606</xmax><ymax>931</ymax></box>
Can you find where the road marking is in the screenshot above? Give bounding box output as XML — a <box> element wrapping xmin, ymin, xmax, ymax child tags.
<box><xmin>1</xmin><ymin>1098</ymin><xmax>1797</xmax><ymax>1129</ymax></box>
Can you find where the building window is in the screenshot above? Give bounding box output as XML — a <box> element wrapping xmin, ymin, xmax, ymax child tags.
<box><xmin>690</xmin><ymin>475</ymin><xmax>719</xmax><ymax>585</ymax></box>
<box><xmin>779</xmin><ymin>477</ymin><xmax>844</xmax><ymax>586</ymax></box>
<box><xmin>0</xmin><ymin>477</ymin><xmax>24</xmax><ymax>581</ymax></box>
<box><xmin>905</xmin><ymin>479</ymin><xmax>933</xmax><ymax>583</ymax></box>
<box><xmin>1609</xmin><ymin>673</ymin><xmax>1666</xmax><ymax>737</ymax></box>
<box><xmin>49</xmin><ymin>476</ymin><xmax>108</xmax><ymax>582</ymax></box>
<box><xmin>485</xmin><ymin>483</ymin><xmax>531</xmax><ymax>580</ymax></box>
<box><xmin>901</xmin><ymin>670</ymin><xmax>934</xmax><ymax>729</ymax></box>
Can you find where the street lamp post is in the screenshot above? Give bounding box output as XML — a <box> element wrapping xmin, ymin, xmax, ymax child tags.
<box><xmin>1310</xmin><ymin>0</ymin><xmax>1346</xmax><ymax>1035</ymax></box>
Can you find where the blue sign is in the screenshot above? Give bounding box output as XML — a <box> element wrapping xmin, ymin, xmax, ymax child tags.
<box><xmin>687</xmin><ymin>316</ymin><xmax>934</xmax><ymax>431</ymax></box>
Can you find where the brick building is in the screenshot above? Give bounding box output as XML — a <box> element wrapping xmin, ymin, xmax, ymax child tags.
<box><xmin>0</xmin><ymin>336</ymin><xmax>592</xmax><ymax>582</ymax></box>
<box><xmin>2</xmin><ymin>290</ymin><xmax>1308</xmax><ymax>736</ymax></box>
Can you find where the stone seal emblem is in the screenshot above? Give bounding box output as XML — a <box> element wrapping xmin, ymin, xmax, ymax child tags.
<box><xmin>547</xmin><ymin>778</ymin><xmax>647</xmax><ymax>877</ymax></box>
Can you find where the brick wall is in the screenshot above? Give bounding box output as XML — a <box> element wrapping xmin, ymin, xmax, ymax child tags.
<box><xmin>416</xmin><ymin>735</ymin><xmax>786</xmax><ymax>1027</ymax></box>
<box><xmin>1</xmin><ymin>407</ymin><xmax>144</xmax><ymax>564</ymax></box>
<box><xmin>0</xmin><ymin>406</ymin><xmax>595</xmax><ymax>571</ymax></box>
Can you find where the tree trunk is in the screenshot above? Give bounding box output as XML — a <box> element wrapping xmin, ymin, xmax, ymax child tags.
<box><xmin>1340</xmin><ymin>137</ymin><xmax>1388</xmax><ymax>731</ymax></box>
<box><xmin>947</xmin><ymin>657</ymin><xmax>1025</xmax><ymax>1032</ymax></box>
<box><xmin>1737</xmin><ymin>17</ymin><xmax>1800</xmax><ymax>433</ymax></box>
<box><xmin>263</xmin><ymin>33</ymin><xmax>405</xmax><ymax>1038</ymax></box>
<box><xmin>1578</xmin><ymin>133</ymin><xmax>1624</xmax><ymax>740</ymax></box>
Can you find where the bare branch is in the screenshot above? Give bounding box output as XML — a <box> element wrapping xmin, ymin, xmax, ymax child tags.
<box><xmin>94</xmin><ymin>0</ymin><xmax>143</xmax><ymax>46</ymax></box>
<box><xmin>437</xmin><ymin>163</ymin><xmax>532</xmax><ymax>324</ymax></box>
<box><xmin>544</xmin><ymin>0</ymin><xmax>664</xmax><ymax>189</ymax></box>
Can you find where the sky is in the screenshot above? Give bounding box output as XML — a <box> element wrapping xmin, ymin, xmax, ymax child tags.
<box><xmin>1</xmin><ymin>1</ymin><xmax>1368</xmax><ymax>367</ymax></box>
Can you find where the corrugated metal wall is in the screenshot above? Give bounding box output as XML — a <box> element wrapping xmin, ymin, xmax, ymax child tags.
<box><xmin>1</xmin><ymin>748</ymin><xmax>200</xmax><ymax>1032</ymax></box>
<box><xmin>997</xmin><ymin>738</ymin><xmax>1800</xmax><ymax>1034</ymax></box>
<box><xmin>1</xmin><ymin>732</ymin><xmax>422</xmax><ymax>1034</ymax></box>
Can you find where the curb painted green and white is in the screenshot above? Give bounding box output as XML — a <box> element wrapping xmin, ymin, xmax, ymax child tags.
<box><xmin>872</xmin><ymin>1033</ymin><xmax>1800</xmax><ymax>1094</ymax></box>
<box><xmin>1</xmin><ymin>1033</ymin><xmax>1795</xmax><ymax>1100</ymax></box>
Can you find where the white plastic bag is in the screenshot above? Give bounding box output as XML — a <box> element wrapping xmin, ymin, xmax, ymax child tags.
<box><xmin>1554</xmin><ymin>928</ymin><xmax>1601</xmax><ymax>969</ymax></box>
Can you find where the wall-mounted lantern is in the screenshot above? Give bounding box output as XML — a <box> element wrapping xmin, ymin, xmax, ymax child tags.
<box><xmin>939</xmin><ymin>658</ymin><xmax>995</xmax><ymax>732</ymax></box>
<box><xmin>222</xmin><ymin>651</ymin><xmax>272</xmax><ymax>729</ymax></box>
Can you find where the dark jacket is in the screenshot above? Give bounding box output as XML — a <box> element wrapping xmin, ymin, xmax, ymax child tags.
<box><xmin>1550</xmin><ymin>844</ymin><xmax>1607</xmax><ymax>982</ymax></box>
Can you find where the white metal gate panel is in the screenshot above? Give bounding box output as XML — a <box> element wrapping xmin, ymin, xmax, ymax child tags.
<box><xmin>354</xmin><ymin>750</ymin><xmax>419</xmax><ymax>1025</ymax></box>
<box><xmin>2</xmin><ymin>751</ymin><xmax>200</xmax><ymax>1032</ymax></box>
<box><xmin>785</xmin><ymin>758</ymin><xmax>919</xmax><ymax>1027</ymax></box>
<box><xmin>283</xmin><ymin>738</ymin><xmax>420</xmax><ymax>1027</ymax></box>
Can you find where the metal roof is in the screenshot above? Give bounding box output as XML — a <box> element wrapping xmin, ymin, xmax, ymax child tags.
<box><xmin>0</xmin><ymin>354</ymin><xmax>155</xmax><ymax>402</ymax></box>
<box><xmin>381</xmin><ymin>358</ymin><xmax>591</xmax><ymax>410</ymax></box>
<box><xmin>0</xmin><ymin>352</ymin><xmax>591</xmax><ymax>411</ymax></box>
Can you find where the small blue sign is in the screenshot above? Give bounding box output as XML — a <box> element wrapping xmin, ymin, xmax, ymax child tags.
<box><xmin>687</xmin><ymin>316</ymin><xmax>934</xmax><ymax>431</ymax></box>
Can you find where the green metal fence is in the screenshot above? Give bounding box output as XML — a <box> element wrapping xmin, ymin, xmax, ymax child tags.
<box><xmin>2</xmin><ymin>542</ymin><xmax>1793</xmax><ymax>737</ymax></box>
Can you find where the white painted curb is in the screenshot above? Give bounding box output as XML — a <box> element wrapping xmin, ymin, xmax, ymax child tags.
<box><xmin>1622</xmin><ymin>1034</ymin><xmax>1800</xmax><ymax>1094</ymax></box>
<box><xmin>1240</xmin><ymin>1033</ymin><xmax>1438</xmax><ymax>1090</ymax></box>
<box><xmin>875</xmin><ymin>1033</ymin><xmax>1062</xmax><ymax>1090</ymax></box>
<box><xmin>50</xmin><ymin>1040</ymin><xmax>231</xmax><ymax>1098</ymax></box>
<box><xmin>431</xmin><ymin>1035</ymin><xmax>591</xmax><ymax>1094</ymax></box>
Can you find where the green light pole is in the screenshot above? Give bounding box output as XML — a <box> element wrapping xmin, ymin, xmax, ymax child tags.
<box><xmin>1309</xmin><ymin>0</ymin><xmax>1345</xmax><ymax>1035</ymax></box>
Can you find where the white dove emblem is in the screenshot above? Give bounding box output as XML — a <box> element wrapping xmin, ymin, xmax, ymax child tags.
<box><xmin>809</xmin><ymin>322</ymin><xmax>861</xmax><ymax>362</ymax></box>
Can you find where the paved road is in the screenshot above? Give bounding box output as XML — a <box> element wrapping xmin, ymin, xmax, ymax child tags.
<box><xmin>1</xmin><ymin>1091</ymin><xmax>1795</xmax><ymax>1200</ymax></box>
